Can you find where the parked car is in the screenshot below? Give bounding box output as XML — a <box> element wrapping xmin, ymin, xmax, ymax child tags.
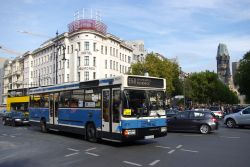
<box><xmin>0</xmin><ymin>108</ymin><xmax>6</xmax><ymax>118</ymax></box>
<box><xmin>166</xmin><ymin>109</ymin><xmax>179</xmax><ymax>117</ymax></box>
<box><xmin>224</xmin><ymin>106</ymin><xmax>250</xmax><ymax>128</ymax></box>
<box><xmin>167</xmin><ymin>110</ymin><xmax>219</xmax><ymax>134</ymax></box>
<box><xmin>209</xmin><ymin>106</ymin><xmax>223</xmax><ymax>119</ymax></box>
<box><xmin>2</xmin><ymin>111</ymin><xmax>29</xmax><ymax>126</ymax></box>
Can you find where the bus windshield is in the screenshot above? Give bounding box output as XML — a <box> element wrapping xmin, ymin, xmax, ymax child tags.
<box><xmin>123</xmin><ymin>89</ymin><xmax>165</xmax><ymax>117</ymax></box>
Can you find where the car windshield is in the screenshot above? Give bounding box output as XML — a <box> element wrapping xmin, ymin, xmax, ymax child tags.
<box><xmin>123</xmin><ymin>89</ymin><xmax>165</xmax><ymax>117</ymax></box>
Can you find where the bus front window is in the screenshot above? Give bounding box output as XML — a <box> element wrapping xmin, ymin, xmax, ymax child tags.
<box><xmin>123</xmin><ymin>90</ymin><xmax>165</xmax><ymax>117</ymax></box>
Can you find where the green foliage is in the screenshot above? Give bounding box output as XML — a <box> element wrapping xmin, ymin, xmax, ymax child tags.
<box><xmin>186</xmin><ymin>71</ymin><xmax>239</xmax><ymax>104</ymax></box>
<box><xmin>129</xmin><ymin>53</ymin><xmax>180</xmax><ymax>95</ymax></box>
<box><xmin>235</xmin><ymin>51</ymin><xmax>250</xmax><ymax>103</ymax></box>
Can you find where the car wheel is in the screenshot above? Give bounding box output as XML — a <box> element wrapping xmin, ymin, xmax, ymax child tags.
<box><xmin>200</xmin><ymin>124</ymin><xmax>210</xmax><ymax>134</ymax></box>
<box><xmin>2</xmin><ymin>119</ymin><xmax>6</xmax><ymax>126</ymax></box>
<box><xmin>226</xmin><ymin>119</ymin><xmax>236</xmax><ymax>128</ymax></box>
<box><xmin>12</xmin><ymin>120</ymin><xmax>16</xmax><ymax>127</ymax></box>
<box><xmin>40</xmin><ymin>120</ymin><xmax>48</xmax><ymax>133</ymax></box>
<box><xmin>86</xmin><ymin>123</ymin><xmax>97</xmax><ymax>142</ymax></box>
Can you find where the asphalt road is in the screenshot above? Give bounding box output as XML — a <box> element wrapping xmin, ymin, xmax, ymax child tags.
<box><xmin>0</xmin><ymin>121</ymin><xmax>250</xmax><ymax>167</ymax></box>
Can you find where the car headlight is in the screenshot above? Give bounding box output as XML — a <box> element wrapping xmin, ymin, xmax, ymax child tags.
<box><xmin>161</xmin><ymin>127</ymin><xmax>167</xmax><ymax>132</ymax></box>
<box><xmin>15</xmin><ymin>118</ymin><xmax>21</xmax><ymax>121</ymax></box>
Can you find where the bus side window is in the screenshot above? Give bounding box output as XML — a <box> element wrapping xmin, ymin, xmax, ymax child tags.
<box><xmin>59</xmin><ymin>91</ymin><xmax>71</xmax><ymax>108</ymax></box>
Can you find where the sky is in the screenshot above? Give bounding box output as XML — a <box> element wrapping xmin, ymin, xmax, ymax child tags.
<box><xmin>0</xmin><ymin>0</ymin><xmax>250</xmax><ymax>73</ymax></box>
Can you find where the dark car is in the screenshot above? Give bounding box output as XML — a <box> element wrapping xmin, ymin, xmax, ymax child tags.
<box><xmin>2</xmin><ymin>111</ymin><xmax>29</xmax><ymax>126</ymax></box>
<box><xmin>167</xmin><ymin>110</ymin><xmax>219</xmax><ymax>134</ymax></box>
<box><xmin>166</xmin><ymin>109</ymin><xmax>179</xmax><ymax>117</ymax></box>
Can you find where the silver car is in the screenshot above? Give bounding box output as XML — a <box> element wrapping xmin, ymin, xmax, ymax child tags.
<box><xmin>224</xmin><ymin>106</ymin><xmax>250</xmax><ymax>128</ymax></box>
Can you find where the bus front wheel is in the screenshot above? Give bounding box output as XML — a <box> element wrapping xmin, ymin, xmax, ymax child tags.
<box><xmin>86</xmin><ymin>123</ymin><xmax>97</xmax><ymax>143</ymax></box>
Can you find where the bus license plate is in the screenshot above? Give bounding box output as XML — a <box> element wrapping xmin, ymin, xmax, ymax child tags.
<box><xmin>145</xmin><ymin>135</ymin><xmax>154</xmax><ymax>139</ymax></box>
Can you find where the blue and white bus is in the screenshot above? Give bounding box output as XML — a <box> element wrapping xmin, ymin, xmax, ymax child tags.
<box><xmin>29</xmin><ymin>75</ymin><xmax>167</xmax><ymax>142</ymax></box>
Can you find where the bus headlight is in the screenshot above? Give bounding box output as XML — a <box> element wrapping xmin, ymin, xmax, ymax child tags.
<box><xmin>123</xmin><ymin>129</ymin><xmax>136</xmax><ymax>136</ymax></box>
<box><xmin>161</xmin><ymin>127</ymin><xmax>167</xmax><ymax>132</ymax></box>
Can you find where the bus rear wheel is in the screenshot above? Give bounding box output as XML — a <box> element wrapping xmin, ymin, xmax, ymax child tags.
<box><xmin>86</xmin><ymin>123</ymin><xmax>97</xmax><ymax>143</ymax></box>
<box><xmin>40</xmin><ymin>120</ymin><xmax>48</xmax><ymax>133</ymax></box>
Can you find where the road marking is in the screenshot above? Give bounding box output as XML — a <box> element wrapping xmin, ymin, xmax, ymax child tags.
<box><xmin>220</xmin><ymin>136</ymin><xmax>240</xmax><ymax>139</ymax></box>
<box><xmin>64</xmin><ymin>152</ymin><xmax>79</xmax><ymax>157</ymax></box>
<box><xmin>10</xmin><ymin>135</ymin><xmax>16</xmax><ymax>138</ymax></box>
<box><xmin>123</xmin><ymin>161</ymin><xmax>142</xmax><ymax>166</ymax></box>
<box><xmin>149</xmin><ymin>160</ymin><xmax>160</xmax><ymax>166</ymax></box>
<box><xmin>2</xmin><ymin>134</ymin><xmax>7</xmax><ymax>136</ymax></box>
<box><xmin>168</xmin><ymin>149</ymin><xmax>175</xmax><ymax>154</ymax></box>
<box><xmin>155</xmin><ymin>145</ymin><xmax>171</xmax><ymax>149</ymax></box>
<box><xmin>85</xmin><ymin>152</ymin><xmax>100</xmax><ymax>157</ymax></box>
<box><xmin>67</xmin><ymin>148</ymin><xmax>79</xmax><ymax>152</ymax></box>
<box><xmin>176</xmin><ymin>145</ymin><xmax>183</xmax><ymax>149</ymax></box>
<box><xmin>183</xmin><ymin>135</ymin><xmax>202</xmax><ymax>137</ymax></box>
<box><xmin>85</xmin><ymin>147</ymin><xmax>96</xmax><ymax>152</ymax></box>
<box><xmin>181</xmin><ymin>149</ymin><xmax>199</xmax><ymax>153</ymax></box>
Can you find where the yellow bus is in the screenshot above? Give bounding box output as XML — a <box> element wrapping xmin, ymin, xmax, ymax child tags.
<box><xmin>7</xmin><ymin>89</ymin><xmax>29</xmax><ymax>113</ymax></box>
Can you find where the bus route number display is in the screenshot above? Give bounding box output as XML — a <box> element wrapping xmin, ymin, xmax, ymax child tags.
<box><xmin>127</xmin><ymin>76</ymin><xmax>164</xmax><ymax>88</ymax></box>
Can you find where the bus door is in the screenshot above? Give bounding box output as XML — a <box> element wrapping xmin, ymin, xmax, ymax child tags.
<box><xmin>111</xmin><ymin>88</ymin><xmax>121</xmax><ymax>133</ymax></box>
<box><xmin>49</xmin><ymin>93</ymin><xmax>59</xmax><ymax>125</ymax></box>
<box><xmin>102</xmin><ymin>89</ymin><xmax>111</xmax><ymax>133</ymax></box>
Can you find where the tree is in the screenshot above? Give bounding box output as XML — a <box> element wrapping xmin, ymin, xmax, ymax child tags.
<box><xmin>235</xmin><ymin>51</ymin><xmax>250</xmax><ymax>103</ymax></box>
<box><xmin>129</xmin><ymin>53</ymin><xmax>180</xmax><ymax>95</ymax></box>
<box><xmin>186</xmin><ymin>71</ymin><xmax>238</xmax><ymax>104</ymax></box>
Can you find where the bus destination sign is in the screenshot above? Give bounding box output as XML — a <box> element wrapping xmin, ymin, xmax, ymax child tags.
<box><xmin>127</xmin><ymin>76</ymin><xmax>164</xmax><ymax>88</ymax></box>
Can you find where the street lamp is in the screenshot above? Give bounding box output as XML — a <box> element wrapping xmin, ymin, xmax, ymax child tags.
<box><xmin>55</xmin><ymin>31</ymin><xmax>67</xmax><ymax>84</ymax></box>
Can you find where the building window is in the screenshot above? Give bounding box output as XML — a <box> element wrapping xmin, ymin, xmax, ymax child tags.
<box><xmin>84</xmin><ymin>71</ymin><xmax>89</xmax><ymax>81</ymax></box>
<box><xmin>67</xmin><ymin>74</ymin><xmax>69</xmax><ymax>82</ymax></box>
<box><xmin>77</xmin><ymin>42</ymin><xmax>81</xmax><ymax>51</ymax></box>
<box><xmin>62</xmin><ymin>74</ymin><xmax>64</xmax><ymax>83</ymax></box>
<box><xmin>78</xmin><ymin>57</ymin><xmax>80</xmax><ymax>66</ymax></box>
<box><xmin>93</xmin><ymin>72</ymin><xmax>96</xmax><ymax>79</ymax></box>
<box><xmin>84</xmin><ymin>56</ymin><xmax>89</xmax><ymax>66</ymax></box>
<box><xmin>84</xmin><ymin>41</ymin><xmax>89</xmax><ymax>51</ymax></box>
<box><xmin>113</xmin><ymin>48</ymin><xmax>115</xmax><ymax>56</ymax></box>
<box><xmin>113</xmin><ymin>61</ymin><xmax>115</xmax><ymax>70</ymax></box>
<box><xmin>93</xmin><ymin>57</ymin><xmax>96</xmax><ymax>67</ymax></box>
<box><xmin>93</xmin><ymin>42</ymin><xmax>96</xmax><ymax>51</ymax></box>
<box><xmin>78</xmin><ymin>72</ymin><xmax>80</xmax><ymax>81</ymax></box>
<box><xmin>31</xmin><ymin>61</ymin><xmax>33</xmax><ymax>67</ymax></box>
<box><xmin>110</xmin><ymin>60</ymin><xmax>112</xmax><ymax>69</ymax></box>
<box><xmin>110</xmin><ymin>47</ymin><xmax>112</xmax><ymax>56</ymax></box>
<box><xmin>105</xmin><ymin>60</ymin><xmax>107</xmax><ymax>69</ymax></box>
<box><xmin>105</xmin><ymin>46</ymin><xmax>107</xmax><ymax>55</ymax></box>
<box><xmin>128</xmin><ymin>56</ymin><xmax>131</xmax><ymax>63</ymax></box>
<box><xmin>105</xmin><ymin>74</ymin><xmax>107</xmax><ymax>78</ymax></box>
<box><xmin>71</xmin><ymin>45</ymin><xmax>74</xmax><ymax>53</ymax></box>
<box><xmin>67</xmin><ymin>46</ymin><xmax>70</xmax><ymax>54</ymax></box>
<box><xmin>101</xmin><ymin>45</ymin><xmax>103</xmax><ymax>54</ymax></box>
<box><xmin>116</xmin><ymin>62</ymin><xmax>118</xmax><ymax>71</ymax></box>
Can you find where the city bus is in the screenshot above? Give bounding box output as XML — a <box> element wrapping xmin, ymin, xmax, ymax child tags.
<box><xmin>29</xmin><ymin>75</ymin><xmax>167</xmax><ymax>142</ymax></box>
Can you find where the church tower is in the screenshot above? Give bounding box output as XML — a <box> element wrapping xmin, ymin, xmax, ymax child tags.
<box><xmin>216</xmin><ymin>43</ymin><xmax>231</xmax><ymax>85</ymax></box>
